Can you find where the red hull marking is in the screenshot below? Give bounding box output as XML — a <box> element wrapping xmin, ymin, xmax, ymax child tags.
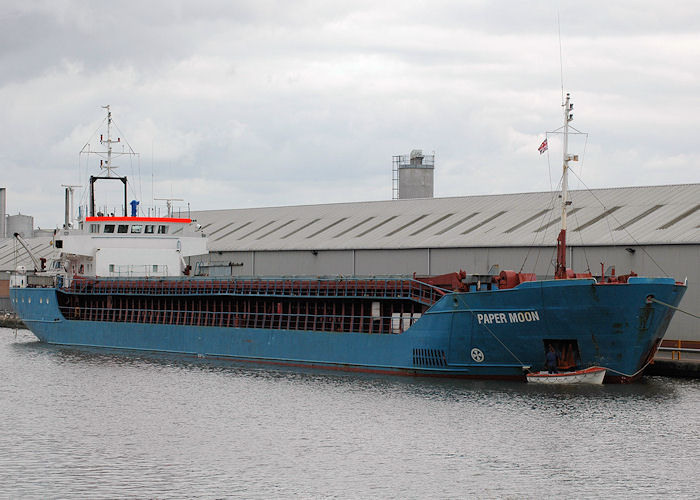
<box><xmin>85</xmin><ymin>216</ymin><xmax>191</xmax><ymax>223</ymax></box>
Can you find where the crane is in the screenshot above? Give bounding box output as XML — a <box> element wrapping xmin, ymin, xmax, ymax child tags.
<box><xmin>13</xmin><ymin>232</ymin><xmax>45</xmax><ymax>272</ymax></box>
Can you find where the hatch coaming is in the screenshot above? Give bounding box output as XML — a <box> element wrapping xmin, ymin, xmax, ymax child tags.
<box><xmin>54</xmin><ymin>276</ymin><xmax>446</xmax><ymax>335</ymax></box>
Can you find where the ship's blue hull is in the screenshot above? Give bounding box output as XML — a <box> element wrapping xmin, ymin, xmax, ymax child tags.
<box><xmin>10</xmin><ymin>277</ymin><xmax>686</xmax><ymax>382</ymax></box>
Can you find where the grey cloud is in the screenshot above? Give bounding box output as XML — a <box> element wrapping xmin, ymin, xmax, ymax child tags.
<box><xmin>1</xmin><ymin>0</ymin><xmax>699</xmax><ymax>228</ymax></box>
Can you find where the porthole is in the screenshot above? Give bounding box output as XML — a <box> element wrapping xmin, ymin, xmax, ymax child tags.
<box><xmin>28</xmin><ymin>297</ymin><xmax>31</xmax><ymax>304</ymax></box>
<box><xmin>46</xmin><ymin>298</ymin><xmax>50</xmax><ymax>305</ymax></box>
<box><xmin>39</xmin><ymin>297</ymin><xmax>43</xmax><ymax>304</ymax></box>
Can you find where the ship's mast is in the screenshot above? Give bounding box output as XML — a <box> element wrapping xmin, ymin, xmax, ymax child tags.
<box><xmin>555</xmin><ymin>93</ymin><xmax>574</xmax><ymax>278</ymax></box>
<box><xmin>100</xmin><ymin>105</ymin><xmax>119</xmax><ymax>176</ymax></box>
<box><xmin>85</xmin><ymin>105</ymin><xmax>133</xmax><ymax>217</ymax></box>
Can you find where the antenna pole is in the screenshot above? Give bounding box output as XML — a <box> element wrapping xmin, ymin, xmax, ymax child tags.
<box><xmin>80</xmin><ymin>106</ymin><xmax>137</xmax><ymax>218</ymax></box>
<box><xmin>100</xmin><ymin>105</ymin><xmax>122</xmax><ymax>177</ymax></box>
<box><xmin>556</xmin><ymin>93</ymin><xmax>574</xmax><ymax>278</ymax></box>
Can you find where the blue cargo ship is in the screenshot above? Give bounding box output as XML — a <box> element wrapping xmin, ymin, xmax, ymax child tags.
<box><xmin>8</xmin><ymin>98</ymin><xmax>688</xmax><ymax>382</ymax></box>
<box><xmin>9</xmin><ymin>272</ymin><xmax>686</xmax><ymax>382</ymax></box>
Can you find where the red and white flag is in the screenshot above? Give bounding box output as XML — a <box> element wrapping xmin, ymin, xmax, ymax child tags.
<box><xmin>538</xmin><ymin>138</ymin><xmax>548</xmax><ymax>154</ymax></box>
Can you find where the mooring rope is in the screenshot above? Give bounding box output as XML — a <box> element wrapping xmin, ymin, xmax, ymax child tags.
<box><xmin>599</xmin><ymin>359</ymin><xmax>654</xmax><ymax>380</ymax></box>
<box><xmin>649</xmin><ymin>297</ymin><xmax>699</xmax><ymax>320</ymax></box>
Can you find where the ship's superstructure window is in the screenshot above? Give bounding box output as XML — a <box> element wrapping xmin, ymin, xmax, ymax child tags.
<box><xmin>144</xmin><ymin>225</ymin><xmax>155</xmax><ymax>234</ymax></box>
<box><xmin>109</xmin><ymin>264</ymin><xmax>115</xmax><ymax>272</ymax></box>
<box><xmin>153</xmin><ymin>265</ymin><xmax>158</xmax><ymax>272</ymax></box>
<box><xmin>89</xmin><ymin>224</ymin><xmax>100</xmax><ymax>233</ymax></box>
<box><xmin>158</xmin><ymin>225</ymin><xmax>168</xmax><ymax>234</ymax></box>
<box><xmin>104</xmin><ymin>224</ymin><xmax>115</xmax><ymax>234</ymax></box>
<box><xmin>131</xmin><ymin>225</ymin><xmax>142</xmax><ymax>234</ymax></box>
<box><xmin>118</xmin><ymin>225</ymin><xmax>129</xmax><ymax>233</ymax></box>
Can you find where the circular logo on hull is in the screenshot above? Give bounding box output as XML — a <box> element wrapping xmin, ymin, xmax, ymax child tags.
<box><xmin>470</xmin><ymin>347</ymin><xmax>485</xmax><ymax>362</ymax></box>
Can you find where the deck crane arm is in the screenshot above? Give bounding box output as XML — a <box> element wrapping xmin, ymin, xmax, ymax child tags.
<box><xmin>13</xmin><ymin>232</ymin><xmax>43</xmax><ymax>272</ymax></box>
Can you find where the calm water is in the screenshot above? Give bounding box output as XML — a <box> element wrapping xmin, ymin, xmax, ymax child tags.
<box><xmin>0</xmin><ymin>328</ymin><xmax>698</xmax><ymax>499</ymax></box>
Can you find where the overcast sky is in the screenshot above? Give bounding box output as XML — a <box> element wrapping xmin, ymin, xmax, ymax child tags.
<box><xmin>1</xmin><ymin>0</ymin><xmax>699</xmax><ymax>228</ymax></box>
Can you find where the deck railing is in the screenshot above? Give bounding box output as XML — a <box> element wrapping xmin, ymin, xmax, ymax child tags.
<box><xmin>65</xmin><ymin>277</ymin><xmax>449</xmax><ymax>306</ymax></box>
<box><xmin>58</xmin><ymin>304</ymin><xmax>422</xmax><ymax>335</ymax></box>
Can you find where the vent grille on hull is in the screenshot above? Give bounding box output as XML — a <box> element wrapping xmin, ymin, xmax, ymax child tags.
<box><xmin>413</xmin><ymin>348</ymin><xmax>447</xmax><ymax>368</ymax></box>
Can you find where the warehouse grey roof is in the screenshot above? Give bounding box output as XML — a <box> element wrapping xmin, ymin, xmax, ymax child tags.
<box><xmin>192</xmin><ymin>183</ymin><xmax>700</xmax><ymax>252</ymax></box>
<box><xmin>1</xmin><ymin>184</ymin><xmax>697</xmax><ymax>271</ymax></box>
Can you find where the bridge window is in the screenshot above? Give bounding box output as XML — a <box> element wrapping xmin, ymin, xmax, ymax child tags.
<box><xmin>118</xmin><ymin>225</ymin><xmax>129</xmax><ymax>233</ymax></box>
<box><xmin>157</xmin><ymin>225</ymin><xmax>168</xmax><ymax>234</ymax></box>
<box><xmin>89</xmin><ymin>224</ymin><xmax>100</xmax><ymax>233</ymax></box>
<box><xmin>131</xmin><ymin>225</ymin><xmax>142</xmax><ymax>234</ymax></box>
<box><xmin>144</xmin><ymin>225</ymin><xmax>155</xmax><ymax>234</ymax></box>
<box><xmin>104</xmin><ymin>224</ymin><xmax>115</xmax><ymax>234</ymax></box>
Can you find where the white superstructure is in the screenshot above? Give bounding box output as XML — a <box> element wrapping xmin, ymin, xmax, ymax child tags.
<box><xmin>52</xmin><ymin>216</ymin><xmax>207</xmax><ymax>278</ymax></box>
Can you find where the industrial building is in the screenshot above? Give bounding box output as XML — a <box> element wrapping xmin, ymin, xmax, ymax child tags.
<box><xmin>0</xmin><ymin>183</ymin><xmax>698</xmax><ymax>341</ymax></box>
